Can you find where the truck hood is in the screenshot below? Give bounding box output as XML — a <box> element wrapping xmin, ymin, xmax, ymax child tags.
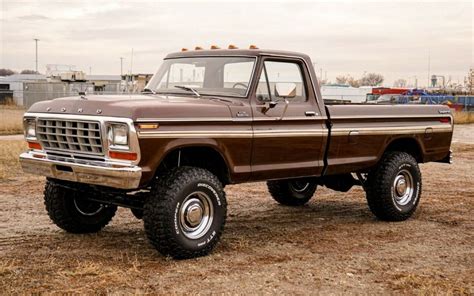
<box><xmin>26</xmin><ymin>94</ymin><xmax>237</xmax><ymax>121</ymax></box>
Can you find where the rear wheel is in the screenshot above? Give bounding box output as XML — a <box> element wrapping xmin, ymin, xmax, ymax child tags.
<box><xmin>267</xmin><ymin>178</ymin><xmax>317</xmax><ymax>206</ymax></box>
<box><xmin>366</xmin><ymin>152</ymin><xmax>422</xmax><ymax>221</ymax></box>
<box><xmin>44</xmin><ymin>180</ymin><xmax>117</xmax><ymax>233</ymax></box>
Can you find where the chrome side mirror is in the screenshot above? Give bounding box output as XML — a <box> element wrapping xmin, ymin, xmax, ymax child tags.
<box><xmin>275</xmin><ymin>82</ymin><xmax>297</xmax><ymax>98</ymax></box>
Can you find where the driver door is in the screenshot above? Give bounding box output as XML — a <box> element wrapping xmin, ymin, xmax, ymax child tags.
<box><xmin>250</xmin><ymin>58</ymin><xmax>325</xmax><ymax>180</ymax></box>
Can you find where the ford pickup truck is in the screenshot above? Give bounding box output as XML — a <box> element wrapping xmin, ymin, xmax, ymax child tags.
<box><xmin>19</xmin><ymin>47</ymin><xmax>453</xmax><ymax>259</ymax></box>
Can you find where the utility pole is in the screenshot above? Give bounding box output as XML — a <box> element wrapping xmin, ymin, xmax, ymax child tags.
<box><xmin>33</xmin><ymin>38</ymin><xmax>40</xmax><ymax>73</ymax></box>
<box><xmin>129</xmin><ymin>49</ymin><xmax>134</xmax><ymax>93</ymax></box>
<box><xmin>427</xmin><ymin>52</ymin><xmax>431</xmax><ymax>88</ymax></box>
<box><xmin>119</xmin><ymin>57</ymin><xmax>124</xmax><ymax>77</ymax></box>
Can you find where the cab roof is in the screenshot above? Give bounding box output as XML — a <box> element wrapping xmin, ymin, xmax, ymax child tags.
<box><xmin>165</xmin><ymin>48</ymin><xmax>311</xmax><ymax>61</ymax></box>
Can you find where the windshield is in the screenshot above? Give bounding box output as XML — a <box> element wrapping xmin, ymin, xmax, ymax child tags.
<box><xmin>145</xmin><ymin>57</ymin><xmax>256</xmax><ymax>97</ymax></box>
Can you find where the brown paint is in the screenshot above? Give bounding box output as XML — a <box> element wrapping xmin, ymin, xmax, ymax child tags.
<box><xmin>26</xmin><ymin>49</ymin><xmax>453</xmax><ymax>187</ymax></box>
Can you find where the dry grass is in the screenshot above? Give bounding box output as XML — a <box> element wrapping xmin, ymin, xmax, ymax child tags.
<box><xmin>0</xmin><ymin>105</ymin><xmax>25</xmax><ymax>135</ymax></box>
<box><xmin>0</xmin><ymin>140</ymin><xmax>26</xmax><ymax>179</ymax></box>
<box><xmin>0</xmin><ymin>144</ymin><xmax>473</xmax><ymax>294</ymax></box>
<box><xmin>453</xmin><ymin>111</ymin><xmax>474</xmax><ymax>124</ymax></box>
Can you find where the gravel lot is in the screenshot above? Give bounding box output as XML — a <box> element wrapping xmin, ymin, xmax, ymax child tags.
<box><xmin>0</xmin><ymin>128</ymin><xmax>472</xmax><ymax>294</ymax></box>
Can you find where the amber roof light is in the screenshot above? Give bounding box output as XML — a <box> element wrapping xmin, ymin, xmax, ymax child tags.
<box><xmin>181</xmin><ymin>48</ymin><xmax>188</xmax><ymax>52</ymax></box>
<box><xmin>194</xmin><ymin>46</ymin><xmax>203</xmax><ymax>50</ymax></box>
<box><xmin>249</xmin><ymin>45</ymin><xmax>259</xmax><ymax>49</ymax></box>
<box><xmin>228</xmin><ymin>44</ymin><xmax>238</xmax><ymax>49</ymax></box>
<box><xmin>210</xmin><ymin>45</ymin><xmax>220</xmax><ymax>49</ymax></box>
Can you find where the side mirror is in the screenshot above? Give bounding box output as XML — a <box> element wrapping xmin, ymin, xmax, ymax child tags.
<box><xmin>275</xmin><ymin>82</ymin><xmax>297</xmax><ymax>98</ymax></box>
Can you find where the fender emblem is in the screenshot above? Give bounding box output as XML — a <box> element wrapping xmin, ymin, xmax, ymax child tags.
<box><xmin>438</xmin><ymin>110</ymin><xmax>451</xmax><ymax>114</ymax></box>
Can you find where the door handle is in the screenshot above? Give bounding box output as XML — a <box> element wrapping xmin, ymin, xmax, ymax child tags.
<box><xmin>305</xmin><ymin>111</ymin><xmax>317</xmax><ymax>116</ymax></box>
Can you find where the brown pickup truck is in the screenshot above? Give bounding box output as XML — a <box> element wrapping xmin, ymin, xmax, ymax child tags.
<box><xmin>20</xmin><ymin>47</ymin><xmax>453</xmax><ymax>259</ymax></box>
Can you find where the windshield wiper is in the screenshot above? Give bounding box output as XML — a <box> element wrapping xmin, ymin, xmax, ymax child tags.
<box><xmin>142</xmin><ymin>88</ymin><xmax>157</xmax><ymax>94</ymax></box>
<box><xmin>174</xmin><ymin>85</ymin><xmax>201</xmax><ymax>97</ymax></box>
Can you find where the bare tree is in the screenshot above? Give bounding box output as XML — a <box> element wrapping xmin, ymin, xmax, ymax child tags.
<box><xmin>335</xmin><ymin>75</ymin><xmax>360</xmax><ymax>87</ymax></box>
<box><xmin>359</xmin><ymin>73</ymin><xmax>384</xmax><ymax>86</ymax></box>
<box><xmin>335</xmin><ymin>75</ymin><xmax>348</xmax><ymax>85</ymax></box>
<box><xmin>393</xmin><ymin>79</ymin><xmax>407</xmax><ymax>87</ymax></box>
<box><xmin>0</xmin><ymin>69</ymin><xmax>16</xmax><ymax>76</ymax></box>
<box><xmin>20</xmin><ymin>69</ymin><xmax>39</xmax><ymax>74</ymax></box>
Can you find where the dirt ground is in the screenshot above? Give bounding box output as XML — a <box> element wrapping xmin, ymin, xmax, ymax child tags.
<box><xmin>0</xmin><ymin>128</ymin><xmax>473</xmax><ymax>294</ymax></box>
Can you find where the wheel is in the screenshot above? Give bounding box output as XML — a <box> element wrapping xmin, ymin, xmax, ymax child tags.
<box><xmin>365</xmin><ymin>151</ymin><xmax>422</xmax><ymax>221</ymax></box>
<box><xmin>143</xmin><ymin>167</ymin><xmax>227</xmax><ymax>259</ymax></box>
<box><xmin>267</xmin><ymin>178</ymin><xmax>317</xmax><ymax>206</ymax></box>
<box><xmin>44</xmin><ymin>180</ymin><xmax>117</xmax><ymax>233</ymax></box>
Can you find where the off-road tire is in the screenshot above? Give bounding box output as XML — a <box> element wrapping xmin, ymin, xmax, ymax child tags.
<box><xmin>44</xmin><ymin>180</ymin><xmax>117</xmax><ymax>233</ymax></box>
<box><xmin>267</xmin><ymin>178</ymin><xmax>317</xmax><ymax>206</ymax></box>
<box><xmin>143</xmin><ymin>167</ymin><xmax>227</xmax><ymax>259</ymax></box>
<box><xmin>366</xmin><ymin>152</ymin><xmax>422</xmax><ymax>221</ymax></box>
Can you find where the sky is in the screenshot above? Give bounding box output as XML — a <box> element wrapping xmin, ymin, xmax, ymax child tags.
<box><xmin>0</xmin><ymin>0</ymin><xmax>472</xmax><ymax>87</ymax></box>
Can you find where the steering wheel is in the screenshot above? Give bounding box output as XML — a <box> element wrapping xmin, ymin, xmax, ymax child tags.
<box><xmin>232</xmin><ymin>82</ymin><xmax>248</xmax><ymax>89</ymax></box>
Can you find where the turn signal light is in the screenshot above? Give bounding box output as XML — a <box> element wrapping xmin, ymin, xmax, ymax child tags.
<box><xmin>27</xmin><ymin>141</ymin><xmax>42</xmax><ymax>150</ymax></box>
<box><xmin>138</xmin><ymin>123</ymin><xmax>159</xmax><ymax>129</ymax></box>
<box><xmin>109</xmin><ymin>151</ymin><xmax>138</xmax><ymax>161</ymax></box>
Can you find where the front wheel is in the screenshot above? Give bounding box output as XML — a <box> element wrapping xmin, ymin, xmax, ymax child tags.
<box><xmin>143</xmin><ymin>167</ymin><xmax>227</xmax><ymax>259</ymax></box>
<box><xmin>44</xmin><ymin>180</ymin><xmax>117</xmax><ymax>233</ymax></box>
<box><xmin>365</xmin><ymin>152</ymin><xmax>422</xmax><ymax>221</ymax></box>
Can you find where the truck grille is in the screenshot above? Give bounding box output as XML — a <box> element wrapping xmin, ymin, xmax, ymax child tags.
<box><xmin>36</xmin><ymin>119</ymin><xmax>104</xmax><ymax>155</ymax></box>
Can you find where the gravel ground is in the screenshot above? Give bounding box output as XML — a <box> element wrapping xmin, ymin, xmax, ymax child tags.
<box><xmin>0</xmin><ymin>135</ymin><xmax>472</xmax><ymax>294</ymax></box>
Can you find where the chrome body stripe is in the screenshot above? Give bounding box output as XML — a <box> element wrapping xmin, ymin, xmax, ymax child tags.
<box><xmin>137</xmin><ymin>125</ymin><xmax>451</xmax><ymax>139</ymax></box>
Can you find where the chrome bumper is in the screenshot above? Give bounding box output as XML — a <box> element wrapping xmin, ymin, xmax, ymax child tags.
<box><xmin>19</xmin><ymin>152</ymin><xmax>142</xmax><ymax>189</ymax></box>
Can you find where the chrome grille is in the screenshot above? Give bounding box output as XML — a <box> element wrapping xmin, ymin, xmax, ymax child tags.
<box><xmin>36</xmin><ymin>119</ymin><xmax>104</xmax><ymax>155</ymax></box>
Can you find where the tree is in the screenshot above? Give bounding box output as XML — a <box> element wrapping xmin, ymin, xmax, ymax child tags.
<box><xmin>359</xmin><ymin>73</ymin><xmax>384</xmax><ymax>86</ymax></box>
<box><xmin>0</xmin><ymin>69</ymin><xmax>16</xmax><ymax>76</ymax></box>
<box><xmin>335</xmin><ymin>75</ymin><xmax>360</xmax><ymax>87</ymax></box>
<box><xmin>20</xmin><ymin>69</ymin><xmax>39</xmax><ymax>74</ymax></box>
<box><xmin>335</xmin><ymin>75</ymin><xmax>349</xmax><ymax>85</ymax></box>
<box><xmin>393</xmin><ymin>79</ymin><xmax>407</xmax><ymax>87</ymax></box>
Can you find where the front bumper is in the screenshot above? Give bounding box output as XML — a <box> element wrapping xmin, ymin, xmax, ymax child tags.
<box><xmin>19</xmin><ymin>152</ymin><xmax>142</xmax><ymax>189</ymax></box>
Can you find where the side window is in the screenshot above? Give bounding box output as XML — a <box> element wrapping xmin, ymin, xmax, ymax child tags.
<box><xmin>261</xmin><ymin>61</ymin><xmax>307</xmax><ymax>102</ymax></box>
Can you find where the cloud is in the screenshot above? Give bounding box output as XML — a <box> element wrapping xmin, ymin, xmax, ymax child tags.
<box><xmin>1</xmin><ymin>1</ymin><xmax>471</xmax><ymax>86</ymax></box>
<box><xmin>18</xmin><ymin>14</ymin><xmax>49</xmax><ymax>21</ymax></box>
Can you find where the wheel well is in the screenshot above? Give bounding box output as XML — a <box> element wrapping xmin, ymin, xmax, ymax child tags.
<box><xmin>156</xmin><ymin>146</ymin><xmax>230</xmax><ymax>185</ymax></box>
<box><xmin>385</xmin><ymin>137</ymin><xmax>423</xmax><ymax>163</ymax></box>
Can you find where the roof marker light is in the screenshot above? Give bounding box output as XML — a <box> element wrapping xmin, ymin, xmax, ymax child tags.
<box><xmin>228</xmin><ymin>44</ymin><xmax>238</xmax><ymax>49</ymax></box>
<box><xmin>181</xmin><ymin>48</ymin><xmax>188</xmax><ymax>52</ymax></box>
<box><xmin>249</xmin><ymin>45</ymin><xmax>259</xmax><ymax>49</ymax></box>
<box><xmin>210</xmin><ymin>45</ymin><xmax>220</xmax><ymax>49</ymax></box>
<box><xmin>195</xmin><ymin>46</ymin><xmax>203</xmax><ymax>50</ymax></box>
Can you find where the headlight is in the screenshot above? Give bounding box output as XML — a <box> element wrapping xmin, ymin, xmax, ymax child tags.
<box><xmin>107</xmin><ymin>123</ymin><xmax>129</xmax><ymax>149</ymax></box>
<box><xmin>24</xmin><ymin>118</ymin><xmax>36</xmax><ymax>139</ymax></box>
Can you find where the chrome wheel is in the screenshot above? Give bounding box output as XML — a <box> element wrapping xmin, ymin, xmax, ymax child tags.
<box><xmin>289</xmin><ymin>180</ymin><xmax>310</xmax><ymax>193</ymax></box>
<box><xmin>392</xmin><ymin>169</ymin><xmax>414</xmax><ymax>206</ymax></box>
<box><xmin>179</xmin><ymin>191</ymin><xmax>214</xmax><ymax>240</ymax></box>
<box><xmin>73</xmin><ymin>198</ymin><xmax>104</xmax><ymax>216</ymax></box>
